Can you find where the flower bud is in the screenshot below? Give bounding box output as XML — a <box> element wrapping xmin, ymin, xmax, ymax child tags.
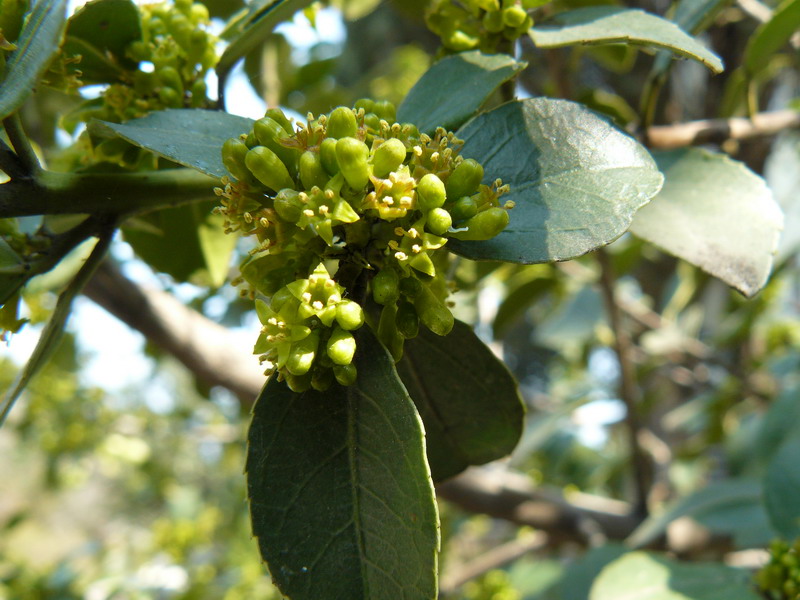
<box><xmin>416</xmin><ymin>173</ymin><xmax>447</xmax><ymax>210</ymax></box>
<box><xmin>372</xmin><ymin>100</ymin><xmax>396</xmax><ymax>123</ymax></box>
<box><xmin>245</xmin><ymin>146</ymin><xmax>295</xmax><ymax>192</ymax></box>
<box><xmin>399</xmin><ymin>276</ymin><xmax>422</xmax><ymax>297</ymax></box>
<box><xmin>157</xmin><ymin>66</ymin><xmax>183</xmax><ymax>95</ymax></box>
<box><xmin>414</xmin><ymin>285</ymin><xmax>454</xmax><ymax>336</ymax></box>
<box><xmin>449</xmin><ymin>207</ymin><xmax>509</xmax><ymax>241</ymax></box>
<box><xmin>299</xmin><ymin>150</ymin><xmax>329</xmax><ymax>190</ymax></box>
<box><xmin>320</xmin><ymin>138</ymin><xmax>340</xmax><ymax>175</ymax></box>
<box><xmin>426</xmin><ymin>207</ymin><xmax>452</xmax><ymax>236</ymax></box>
<box><xmin>286</xmin><ymin>329</ymin><xmax>320</xmax><ymax>375</ymax></box>
<box><xmin>335</xmin><ymin>137</ymin><xmax>370</xmax><ymax>190</ymax></box>
<box><xmin>336</xmin><ymin>299</ymin><xmax>365</xmax><ymax>330</ymax></box>
<box><xmin>254</xmin><ymin>116</ymin><xmax>299</xmax><ymax>174</ymax></box>
<box><xmin>265</xmin><ymin>107</ymin><xmax>294</xmax><ymax>134</ymax></box>
<box><xmin>285</xmin><ymin>372</ymin><xmax>312</xmax><ymax>393</ymax></box>
<box><xmin>326</xmin><ymin>327</ymin><xmax>356</xmax><ymax>365</ymax></box>
<box><xmin>326</xmin><ymin>106</ymin><xmax>358</xmax><ymax>139</ymax></box>
<box><xmin>502</xmin><ymin>5</ymin><xmax>528</xmax><ymax>27</ymax></box>
<box><xmin>377</xmin><ymin>303</ymin><xmax>404</xmax><ymax>361</ymax></box>
<box><xmin>311</xmin><ymin>367</ymin><xmax>334</xmax><ymax>391</ymax></box>
<box><xmin>354</xmin><ymin>98</ymin><xmax>375</xmax><ymax>113</ymax></box>
<box><xmin>396</xmin><ymin>300</ymin><xmax>419</xmax><ymax>339</ymax></box>
<box><xmin>273</xmin><ymin>189</ymin><xmax>303</xmax><ymax>222</ymax></box>
<box><xmin>371</xmin><ymin>138</ymin><xmax>406</xmax><ymax>178</ymax></box>
<box><xmin>449</xmin><ymin>195</ymin><xmax>479</xmax><ymax>222</ymax></box>
<box><xmin>483</xmin><ymin>9</ymin><xmax>504</xmax><ymax>32</ymax></box>
<box><xmin>446</xmin><ymin>158</ymin><xmax>484</xmax><ymax>200</ymax></box>
<box><xmin>221</xmin><ymin>137</ymin><xmax>251</xmax><ymax>183</ymax></box>
<box><xmin>372</xmin><ymin>267</ymin><xmax>400</xmax><ymax>305</ymax></box>
<box><xmin>333</xmin><ymin>363</ymin><xmax>357</xmax><ymax>386</ymax></box>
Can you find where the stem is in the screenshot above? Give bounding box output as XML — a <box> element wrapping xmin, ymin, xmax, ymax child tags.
<box><xmin>596</xmin><ymin>248</ymin><xmax>650</xmax><ymax>517</ymax></box>
<box><xmin>746</xmin><ymin>79</ymin><xmax>759</xmax><ymax>119</ymax></box>
<box><xmin>2</xmin><ymin>113</ymin><xmax>40</xmax><ymax>174</ymax></box>
<box><xmin>640</xmin><ymin>74</ymin><xmax>665</xmax><ymax>133</ymax></box>
<box><xmin>0</xmin><ymin>138</ymin><xmax>26</xmax><ymax>179</ymax></box>
<box><xmin>0</xmin><ymin>168</ymin><xmax>217</xmax><ymax>218</ymax></box>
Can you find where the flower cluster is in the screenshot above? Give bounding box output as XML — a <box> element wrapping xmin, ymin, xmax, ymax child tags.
<box><xmin>217</xmin><ymin>100</ymin><xmax>511</xmax><ymax>391</ymax></box>
<box><xmin>757</xmin><ymin>539</ymin><xmax>800</xmax><ymax>599</ymax></box>
<box><xmin>426</xmin><ymin>0</ymin><xmax>538</xmax><ymax>53</ymax></box>
<box><xmin>68</xmin><ymin>0</ymin><xmax>217</xmax><ymax>167</ymax></box>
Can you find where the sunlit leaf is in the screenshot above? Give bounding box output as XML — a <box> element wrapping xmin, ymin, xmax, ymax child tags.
<box><xmin>450</xmin><ymin>98</ymin><xmax>663</xmax><ymax>264</ymax></box>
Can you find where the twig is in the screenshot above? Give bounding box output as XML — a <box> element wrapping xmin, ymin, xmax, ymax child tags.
<box><xmin>2</xmin><ymin>113</ymin><xmax>40</xmax><ymax>175</ymax></box>
<box><xmin>0</xmin><ymin>138</ymin><xmax>27</xmax><ymax>179</ymax></box>
<box><xmin>0</xmin><ymin>168</ymin><xmax>216</xmax><ymax>218</ymax></box>
<box><xmin>645</xmin><ymin>109</ymin><xmax>800</xmax><ymax>149</ymax></box>
<box><xmin>737</xmin><ymin>0</ymin><xmax>772</xmax><ymax>22</ymax></box>
<box><xmin>440</xmin><ymin>532</ymin><xmax>547</xmax><ymax>595</ymax></box>
<box><xmin>596</xmin><ymin>248</ymin><xmax>650</xmax><ymax>517</ymax></box>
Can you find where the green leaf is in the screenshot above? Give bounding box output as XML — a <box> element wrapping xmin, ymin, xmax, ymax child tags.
<box><xmin>626</xmin><ymin>479</ymin><xmax>772</xmax><ymax>549</ymax></box>
<box><xmin>558</xmin><ymin>544</ymin><xmax>628</xmax><ymax>600</ymax></box>
<box><xmin>529</xmin><ymin>7</ymin><xmax>724</xmax><ymax>73</ymax></box>
<box><xmin>493</xmin><ymin>268</ymin><xmax>558</xmax><ymax>339</ymax></box>
<box><xmin>246</xmin><ymin>328</ymin><xmax>439</xmax><ymax>600</ymax></box>
<box><xmin>764</xmin><ymin>432</ymin><xmax>800</xmax><ymax>538</ymax></box>
<box><xmin>0</xmin><ymin>236</ymin><xmax>25</xmax><ymax>305</ymax></box>
<box><xmin>743</xmin><ymin>0</ymin><xmax>800</xmax><ymax>75</ymax></box>
<box><xmin>629</xmin><ymin>148</ymin><xmax>782</xmax><ymax>298</ymax></box>
<box><xmin>590</xmin><ymin>552</ymin><xmax>761</xmax><ymax>600</ymax></box>
<box><xmin>61</xmin><ymin>0</ymin><xmax>141</xmax><ymax>84</ymax></box>
<box><xmin>217</xmin><ymin>0</ymin><xmax>317</xmax><ymax>85</ymax></box>
<box><xmin>90</xmin><ymin>110</ymin><xmax>255</xmax><ymax>178</ymax></box>
<box><xmin>397</xmin><ymin>51</ymin><xmax>526</xmax><ymax>135</ymax></box>
<box><xmin>0</xmin><ymin>0</ymin><xmax>69</xmax><ymax>120</ymax></box>
<box><xmin>395</xmin><ymin>319</ymin><xmax>525</xmax><ymax>482</ymax></box>
<box><xmin>449</xmin><ymin>98</ymin><xmax>663</xmax><ymax>264</ymax></box>
<box><xmin>122</xmin><ymin>200</ymin><xmax>235</xmax><ymax>287</ymax></box>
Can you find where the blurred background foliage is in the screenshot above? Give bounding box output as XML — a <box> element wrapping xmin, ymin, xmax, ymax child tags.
<box><xmin>2</xmin><ymin>0</ymin><xmax>800</xmax><ymax>597</ymax></box>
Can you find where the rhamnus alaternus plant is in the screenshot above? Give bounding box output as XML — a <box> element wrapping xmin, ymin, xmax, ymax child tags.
<box><xmin>216</xmin><ymin>100</ymin><xmax>511</xmax><ymax>391</ymax></box>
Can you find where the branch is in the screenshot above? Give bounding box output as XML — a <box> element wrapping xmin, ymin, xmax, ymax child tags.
<box><xmin>0</xmin><ymin>168</ymin><xmax>217</xmax><ymax>218</ymax></box>
<box><xmin>596</xmin><ymin>249</ymin><xmax>651</xmax><ymax>517</ymax></box>
<box><xmin>437</xmin><ymin>466</ymin><xmax>639</xmax><ymax>543</ymax></box>
<box><xmin>645</xmin><ymin>110</ymin><xmax>800</xmax><ymax>150</ymax></box>
<box><xmin>82</xmin><ymin>260</ymin><xmax>264</xmax><ymax>405</ymax></box>
<box><xmin>2</xmin><ymin>113</ymin><xmax>40</xmax><ymax>175</ymax></box>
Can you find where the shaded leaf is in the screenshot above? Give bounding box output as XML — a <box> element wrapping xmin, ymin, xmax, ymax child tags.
<box><xmin>450</xmin><ymin>98</ymin><xmax>663</xmax><ymax>264</ymax></box>
<box><xmin>744</xmin><ymin>0</ymin><xmax>800</xmax><ymax>75</ymax></box>
<box><xmin>530</xmin><ymin>7</ymin><xmax>723</xmax><ymax>73</ymax></box>
<box><xmin>764</xmin><ymin>432</ymin><xmax>800</xmax><ymax>538</ymax></box>
<box><xmin>395</xmin><ymin>319</ymin><xmax>524</xmax><ymax>482</ymax></box>
<box><xmin>590</xmin><ymin>552</ymin><xmax>761</xmax><ymax>600</ymax></box>
<box><xmin>90</xmin><ymin>110</ymin><xmax>254</xmax><ymax>178</ymax></box>
<box><xmin>627</xmin><ymin>479</ymin><xmax>772</xmax><ymax>549</ymax></box>
<box><xmin>0</xmin><ymin>236</ymin><xmax>25</xmax><ymax>305</ymax></box>
<box><xmin>246</xmin><ymin>328</ymin><xmax>439</xmax><ymax>600</ymax></box>
<box><xmin>397</xmin><ymin>51</ymin><xmax>526</xmax><ymax>135</ymax></box>
<box><xmin>61</xmin><ymin>0</ymin><xmax>141</xmax><ymax>84</ymax></box>
<box><xmin>0</xmin><ymin>0</ymin><xmax>69</xmax><ymax>120</ymax></box>
<box><xmin>559</xmin><ymin>544</ymin><xmax>628</xmax><ymax>600</ymax></box>
<box><xmin>629</xmin><ymin>148</ymin><xmax>782</xmax><ymax>298</ymax></box>
<box><xmin>122</xmin><ymin>200</ymin><xmax>235</xmax><ymax>287</ymax></box>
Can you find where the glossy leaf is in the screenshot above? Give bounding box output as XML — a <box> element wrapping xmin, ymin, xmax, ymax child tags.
<box><xmin>559</xmin><ymin>545</ymin><xmax>628</xmax><ymax>600</ymax></box>
<box><xmin>530</xmin><ymin>7</ymin><xmax>724</xmax><ymax>73</ymax></box>
<box><xmin>90</xmin><ymin>110</ymin><xmax>255</xmax><ymax>178</ymax></box>
<box><xmin>627</xmin><ymin>479</ymin><xmax>772</xmax><ymax>549</ymax></box>
<box><xmin>0</xmin><ymin>0</ymin><xmax>69</xmax><ymax>120</ymax></box>
<box><xmin>122</xmin><ymin>200</ymin><xmax>235</xmax><ymax>287</ymax></box>
<box><xmin>629</xmin><ymin>148</ymin><xmax>782</xmax><ymax>298</ymax></box>
<box><xmin>395</xmin><ymin>319</ymin><xmax>525</xmax><ymax>482</ymax></box>
<box><xmin>449</xmin><ymin>98</ymin><xmax>663</xmax><ymax>264</ymax></box>
<box><xmin>397</xmin><ymin>51</ymin><xmax>526</xmax><ymax>134</ymax></box>
<box><xmin>246</xmin><ymin>328</ymin><xmax>439</xmax><ymax>600</ymax></box>
<box><xmin>61</xmin><ymin>0</ymin><xmax>141</xmax><ymax>84</ymax></box>
<box><xmin>649</xmin><ymin>0</ymin><xmax>731</xmax><ymax>78</ymax></box>
<box><xmin>744</xmin><ymin>0</ymin><xmax>800</xmax><ymax>75</ymax></box>
<box><xmin>590</xmin><ymin>552</ymin><xmax>761</xmax><ymax>600</ymax></box>
<box><xmin>764</xmin><ymin>432</ymin><xmax>800</xmax><ymax>538</ymax></box>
